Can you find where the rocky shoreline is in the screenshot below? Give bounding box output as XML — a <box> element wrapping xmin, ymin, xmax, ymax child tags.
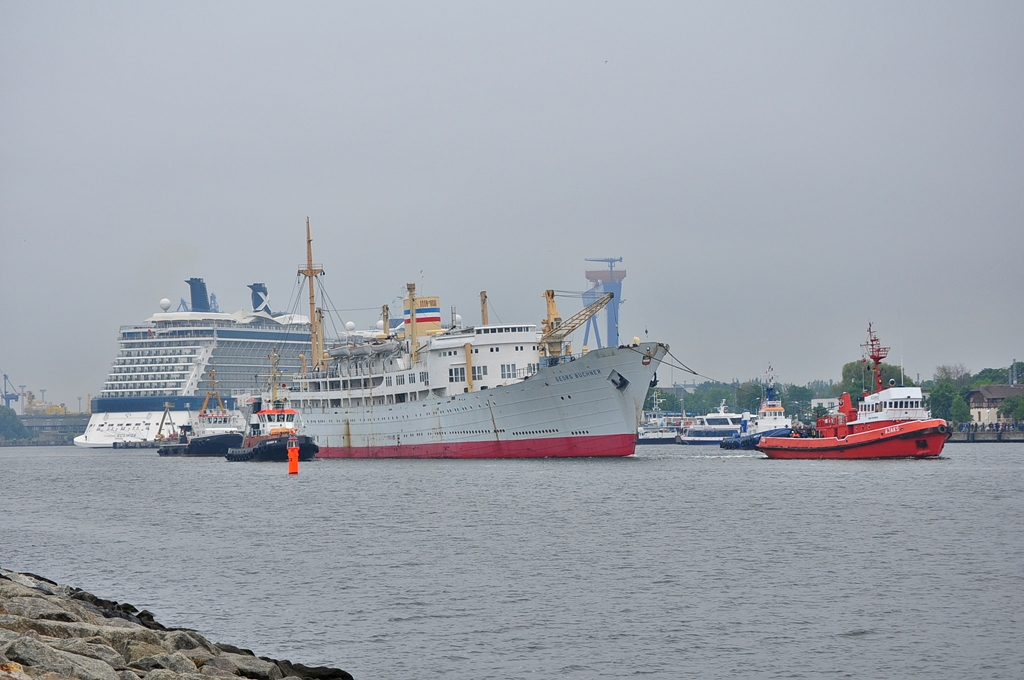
<box><xmin>0</xmin><ymin>570</ymin><xmax>352</xmax><ymax>680</ymax></box>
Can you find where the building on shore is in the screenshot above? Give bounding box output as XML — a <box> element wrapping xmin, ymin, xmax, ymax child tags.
<box><xmin>966</xmin><ymin>385</ymin><xmax>1024</xmax><ymax>425</ymax></box>
<box><xmin>13</xmin><ymin>413</ymin><xmax>91</xmax><ymax>445</ymax></box>
<box><xmin>811</xmin><ymin>397</ymin><xmax>840</xmax><ymax>414</ymax></box>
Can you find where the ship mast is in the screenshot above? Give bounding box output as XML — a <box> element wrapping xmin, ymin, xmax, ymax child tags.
<box><xmin>298</xmin><ymin>217</ymin><xmax>325</xmax><ymax>371</ymax></box>
<box><xmin>861</xmin><ymin>322</ymin><xmax>890</xmax><ymax>394</ymax></box>
<box><xmin>268</xmin><ymin>348</ymin><xmax>280</xmax><ymax>404</ymax></box>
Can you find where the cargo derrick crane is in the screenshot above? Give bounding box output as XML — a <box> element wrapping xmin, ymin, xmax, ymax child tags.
<box><xmin>540</xmin><ymin>291</ymin><xmax>613</xmax><ymax>366</ymax></box>
<box><xmin>2</xmin><ymin>374</ymin><xmax>19</xmax><ymax>409</ymax></box>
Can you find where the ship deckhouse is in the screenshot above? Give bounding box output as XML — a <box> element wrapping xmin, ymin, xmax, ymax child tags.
<box><xmin>855</xmin><ymin>386</ymin><xmax>930</xmax><ymax>424</ymax></box>
<box><xmin>291</xmin><ymin>321</ymin><xmax>543</xmax><ymax>410</ymax></box>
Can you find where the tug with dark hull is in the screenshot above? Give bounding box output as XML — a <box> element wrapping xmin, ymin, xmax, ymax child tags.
<box><xmin>226</xmin><ymin>400</ymin><xmax>318</xmax><ymax>462</ymax></box>
<box><xmin>225</xmin><ymin>434</ymin><xmax>318</xmax><ymax>462</ymax></box>
<box><xmin>158</xmin><ymin>432</ymin><xmax>244</xmax><ymax>457</ymax></box>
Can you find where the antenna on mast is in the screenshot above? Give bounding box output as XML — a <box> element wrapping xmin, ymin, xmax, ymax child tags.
<box><xmin>898</xmin><ymin>310</ymin><xmax>904</xmax><ymax>387</ymax></box>
<box><xmin>861</xmin><ymin>322</ymin><xmax>890</xmax><ymax>394</ymax></box>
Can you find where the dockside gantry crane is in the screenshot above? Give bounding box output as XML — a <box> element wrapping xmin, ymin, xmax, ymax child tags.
<box><xmin>2</xmin><ymin>374</ymin><xmax>19</xmax><ymax>409</ymax></box>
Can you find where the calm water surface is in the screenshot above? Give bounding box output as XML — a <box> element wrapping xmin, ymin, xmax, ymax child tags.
<box><xmin>2</xmin><ymin>443</ymin><xmax>1023</xmax><ymax>679</ymax></box>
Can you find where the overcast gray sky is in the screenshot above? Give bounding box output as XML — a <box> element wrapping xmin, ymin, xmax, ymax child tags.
<box><xmin>2</xmin><ymin>1</ymin><xmax>1022</xmax><ymax>409</ymax></box>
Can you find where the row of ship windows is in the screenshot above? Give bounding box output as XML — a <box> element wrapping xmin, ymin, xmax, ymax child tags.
<box><xmin>298</xmin><ymin>391</ymin><xmax>435</xmax><ymax>408</ymax></box>
<box><xmin>302</xmin><ymin>373</ymin><xmax>430</xmax><ymax>391</ymax></box>
<box><xmin>105</xmin><ymin>383</ymin><xmax>184</xmax><ymax>393</ymax></box>
<box><xmin>440</xmin><ymin>345</ymin><xmax>536</xmax><ymax>357</ymax></box>
<box><xmin>117</xmin><ymin>356</ymin><xmax>192</xmax><ymax>366</ymax></box>
<box><xmin>447</xmin><ymin>364</ymin><xmax>536</xmax><ymax>383</ymax></box>
<box><xmin>385</xmin><ymin>372</ymin><xmax>429</xmax><ymax>387</ymax></box>
<box><xmin>112</xmin><ymin>368</ymin><xmax>189</xmax><ymax>376</ymax></box>
<box><xmin>866</xmin><ymin>400</ymin><xmax>923</xmax><ymax>411</ymax></box>
<box><xmin>475</xmin><ymin>326</ymin><xmax>534</xmax><ymax>335</ymax></box>
<box><xmin>120</xmin><ymin>348</ymin><xmax>198</xmax><ymax>358</ymax></box>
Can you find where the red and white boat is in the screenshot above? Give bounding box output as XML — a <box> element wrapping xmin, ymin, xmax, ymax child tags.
<box><xmin>756</xmin><ymin>325</ymin><xmax>951</xmax><ymax>460</ymax></box>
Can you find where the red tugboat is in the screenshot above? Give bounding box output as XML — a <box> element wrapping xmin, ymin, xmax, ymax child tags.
<box><xmin>756</xmin><ymin>324</ymin><xmax>951</xmax><ymax>460</ymax></box>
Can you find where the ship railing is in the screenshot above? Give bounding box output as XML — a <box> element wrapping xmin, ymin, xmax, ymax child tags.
<box><xmin>816</xmin><ymin>414</ymin><xmax>847</xmax><ymax>428</ymax></box>
<box><xmin>516</xmin><ymin>365</ymin><xmax>540</xmax><ymax>379</ymax></box>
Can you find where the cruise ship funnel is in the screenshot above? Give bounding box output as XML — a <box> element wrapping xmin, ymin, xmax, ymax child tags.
<box><xmin>248</xmin><ymin>283</ymin><xmax>272</xmax><ymax>314</ymax></box>
<box><xmin>186</xmin><ymin>278</ymin><xmax>211</xmax><ymax>312</ymax></box>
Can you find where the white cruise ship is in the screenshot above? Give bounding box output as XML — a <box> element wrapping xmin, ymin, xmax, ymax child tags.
<box><xmin>74</xmin><ymin>279</ymin><xmax>311</xmax><ymax>448</ymax></box>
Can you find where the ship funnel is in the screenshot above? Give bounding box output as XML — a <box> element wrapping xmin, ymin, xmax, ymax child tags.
<box><xmin>248</xmin><ymin>283</ymin><xmax>272</xmax><ymax>314</ymax></box>
<box><xmin>186</xmin><ymin>278</ymin><xmax>211</xmax><ymax>312</ymax></box>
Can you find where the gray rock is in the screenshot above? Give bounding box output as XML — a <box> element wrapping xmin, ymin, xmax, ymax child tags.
<box><xmin>159</xmin><ymin>633</ymin><xmax>215</xmax><ymax>656</ymax></box>
<box><xmin>267</xmin><ymin>660</ymin><xmax>352</xmax><ymax>680</ymax></box>
<box><xmin>50</xmin><ymin>650</ymin><xmax>121</xmax><ymax>680</ymax></box>
<box><xmin>86</xmin><ymin>627</ymin><xmax>164</xmax><ymax>655</ymax></box>
<box><xmin>44</xmin><ymin>598</ymin><xmax>98</xmax><ymax>625</ymax></box>
<box><xmin>121</xmin><ymin>643</ymin><xmax>166</xmax><ymax>666</ymax></box>
<box><xmin>0</xmin><ymin>615</ymin><xmax>36</xmax><ymax>636</ymax></box>
<box><xmin>131</xmin><ymin>654</ymin><xmax>196</xmax><ymax>675</ymax></box>
<box><xmin>47</xmin><ymin>640</ymin><xmax>124</xmax><ymax>668</ymax></box>
<box><xmin>0</xmin><ymin>581</ymin><xmax>46</xmax><ymax>600</ymax></box>
<box><xmin>116</xmin><ymin>672</ymin><xmax>140</xmax><ymax>680</ymax></box>
<box><xmin>173</xmin><ymin>651</ymin><xmax>215</xmax><ymax>665</ymax></box>
<box><xmin>217</xmin><ymin>654</ymin><xmax>281</xmax><ymax>680</ymax></box>
<box><xmin>196</xmin><ymin>657</ymin><xmax>237</xmax><ymax>678</ymax></box>
<box><xmin>92</xmin><ymin>619</ymin><xmax>146</xmax><ymax>631</ymax></box>
<box><xmin>140</xmin><ymin>671</ymin><xmax>181</xmax><ymax>680</ymax></box>
<box><xmin>2</xmin><ymin>598</ymin><xmax>82</xmax><ymax>624</ymax></box>
<box><xmin>2</xmin><ymin>636</ymin><xmax>77</xmax><ymax>677</ymax></box>
<box><xmin>0</xmin><ymin>571</ymin><xmax>60</xmax><ymax>596</ymax></box>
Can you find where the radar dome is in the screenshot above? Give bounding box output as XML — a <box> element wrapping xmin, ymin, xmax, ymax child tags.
<box><xmin>374</xmin><ymin>320</ymin><xmax>384</xmax><ymax>330</ymax></box>
<box><xmin>159</xmin><ymin>298</ymin><xmax>171</xmax><ymax>311</ymax></box>
<box><xmin>346</xmin><ymin>321</ymin><xmax>356</xmax><ymax>331</ymax></box>
<box><xmin>455</xmin><ymin>314</ymin><xmax>463</xmax><ymax>325</ymax></box>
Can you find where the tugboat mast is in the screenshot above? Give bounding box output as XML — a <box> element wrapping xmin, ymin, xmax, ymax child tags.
<box><xmin>862</xmin><ymin>322</ymin><xmax>890</xmax><ymax>394</ymax></box>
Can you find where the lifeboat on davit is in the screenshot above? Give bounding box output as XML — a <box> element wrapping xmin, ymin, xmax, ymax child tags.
<box><xmin>756</xmin><ymin>324</ymin><xmax>951</xmax><ymax>460</ymax></box>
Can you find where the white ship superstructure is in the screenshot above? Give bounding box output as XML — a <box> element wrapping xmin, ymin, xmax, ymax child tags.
<box><xmin>74</xmin><ymin>279</ymin><xmax>311</xmax><ymax>448</ymax></box>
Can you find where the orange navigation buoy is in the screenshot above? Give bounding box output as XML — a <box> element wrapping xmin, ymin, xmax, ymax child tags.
<box><xmin>287</xmin><ymin>434</ymin><xmax>299</xmax><ymax>475</ymax></box>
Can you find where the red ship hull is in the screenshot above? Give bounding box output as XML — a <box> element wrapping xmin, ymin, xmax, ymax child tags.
<box><xmin>756</xmin><ymin>419</ymin><xmax>950</xmax><ymax>460</ymax></box>
<box><xmin>316</xmin><ymin>433</ymin><xmax>636</xmax><ymax>459</ymax></box>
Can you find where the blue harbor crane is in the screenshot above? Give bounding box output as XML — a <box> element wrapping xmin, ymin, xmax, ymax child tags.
<box><xmin>2</xmin><ymin>374</ymin><xmax>19</xmax><ymax>409</ymax></box>
<box><xmin>582</xmin><ymin>258</ymin><xmax>625</xmax><ymax>349</ymax></box>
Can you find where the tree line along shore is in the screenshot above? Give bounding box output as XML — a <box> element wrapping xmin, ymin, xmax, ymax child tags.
<box><xmin>0</xmin><ymin>569</ymin><xmax>353</xmax><ymax>680</ymax></box>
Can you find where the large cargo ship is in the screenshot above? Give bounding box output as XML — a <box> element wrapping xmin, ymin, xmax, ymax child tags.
<box><xmin>283</xmin><ymin>224</ymin><xmax>667</xmax><ymax>458</ymax></box>
<box><xmin>74</xmin><ymin>279</ymin><xmax>311</xmax><ymax>448</ymax></box>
